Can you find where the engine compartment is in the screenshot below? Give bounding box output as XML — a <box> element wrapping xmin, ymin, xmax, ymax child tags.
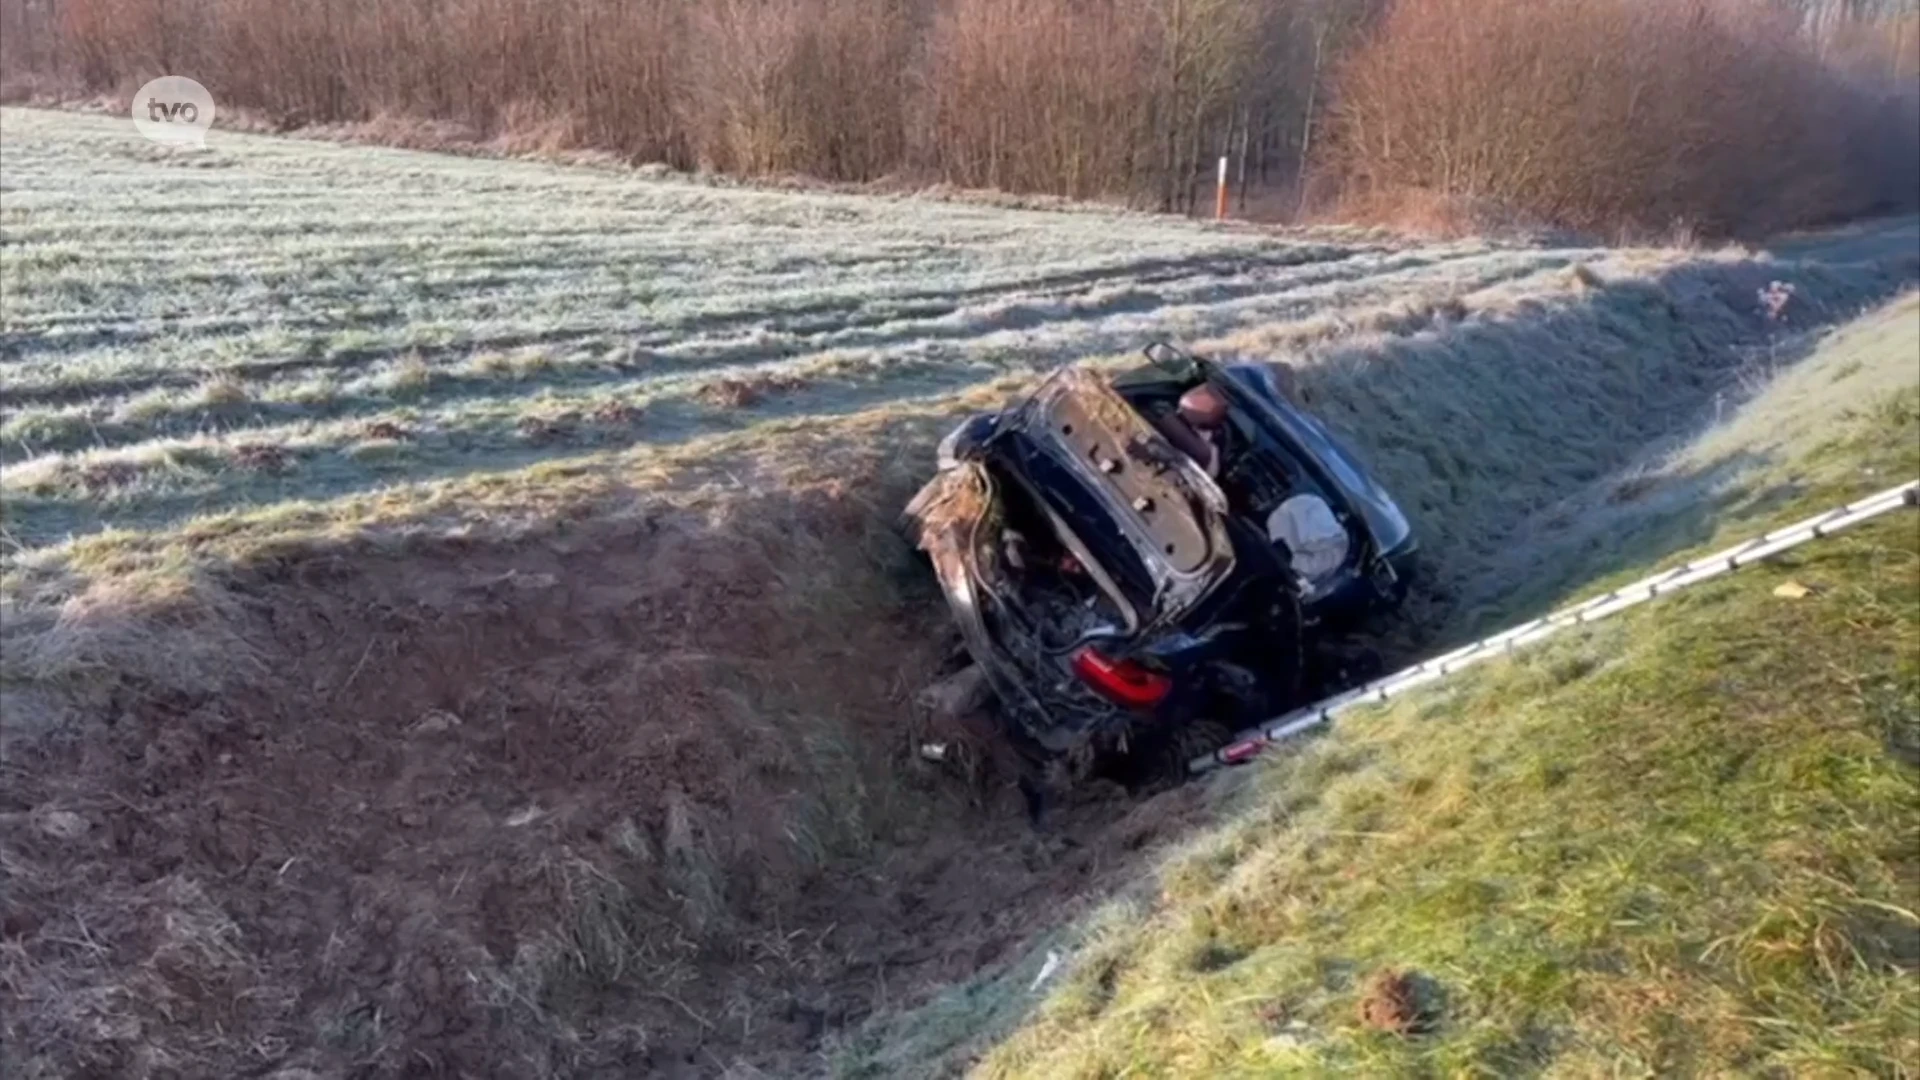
<box><xmin>970</xmin><ymin>472</ymin><xmax>1143</xmax><ymax>751</ymax></box>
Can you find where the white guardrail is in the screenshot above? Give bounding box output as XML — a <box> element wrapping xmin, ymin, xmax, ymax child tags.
<box><xmin>1190</xmin><ymin>479</ymin><xmax>1920</xmax><ymax>775</ymax></box>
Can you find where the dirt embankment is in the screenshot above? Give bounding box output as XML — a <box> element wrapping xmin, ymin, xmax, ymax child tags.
<box><xmin>0</xmin><ymin>478</ymin><xmax>1208</xmax><ymax>1079</ymax></box>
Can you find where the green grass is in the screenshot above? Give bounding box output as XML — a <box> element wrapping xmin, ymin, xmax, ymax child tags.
<box><xmin>975</xmin><ymin>518</ymin><xmax>1916</xmax><ymax>1076</ymax></box>
<box><xmin>1448</xmin><ymin>290</ymin><xmax>1920</xmax><ymax>634</ymax></box>
<box><xmin>843</xmin><ymin>538</ymin><xmax>1919</xmax><ymax>1077</ymax></box>
<box><xmin>839</xmin><ymin>299</ymin><xmax>1920</xmax><ymax>1078</ymax></box>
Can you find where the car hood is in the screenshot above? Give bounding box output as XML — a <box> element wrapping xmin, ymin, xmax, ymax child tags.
<box><xmin>996</xmin><ymin>366</ymin><xmax>1238</xmax><ymax>627</ymax></box>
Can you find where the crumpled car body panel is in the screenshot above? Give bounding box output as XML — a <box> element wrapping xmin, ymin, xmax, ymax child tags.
<box><xmin>904</xmin><ymin>348</ymin><xmax>1417</xmax><ymax>761</ymax></box>
<box><xmin>1008</xmin><ymin>367</ymin><xmax>1237</xmax><ymax>624</ymax></box>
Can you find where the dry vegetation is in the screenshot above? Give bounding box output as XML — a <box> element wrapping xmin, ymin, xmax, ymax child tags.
<box><xmin>3</xmin><ymin>0</ymin><xmax>1915</xmax><ymax>233</ymax></box>
<box><xmin>2</xmin><ymin>98</ymin><xmax>1917</xmax><ymax>1076</ymax></box>
<box><xmin>0</xmin><ymin>0</ymin><xmax>1372</xmax><ymax>211</ymax></box>
<box><xmin>2</xmin><ymin>0</ymin><xmax>1918</xmax><ymax>1070</ymax></box>
<box><xmin>6</xmin><ymin>103</ymin><xmax>1912</xmax><ymax>563</ymax></box>
<box><xmin>1326</xmin><ymin>0</ymin><xmax>1920</xmax><ymax>236</ymax></box>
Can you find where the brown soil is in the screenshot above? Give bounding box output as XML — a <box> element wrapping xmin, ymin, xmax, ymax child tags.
<box><xmin>234</xmin><ymin>442</ymin><xmax>294</xmax><ymax>473</ymax></box>
<box><xmin>1356</xmin><ymin>968</ymin><xmax>1430</xmax><ymax>1035</ymax></box>
<box><xmin>360</xmin><ymin>420</ymin><xmax>415</xmax><ymax>441</ymax></box>
<box><xmin>0</xmin><ymin>483</ymin><xmax>1207</xmax><ymax>1079</ymax></box>
<box><xmin>697</xmin><ymin>374</ymin><xmax>810</xmax><ymax>410</ymax></box>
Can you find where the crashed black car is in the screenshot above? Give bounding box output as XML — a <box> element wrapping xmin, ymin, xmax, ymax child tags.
<box><xmin>904</xmin><ymin>342</ymin><xmax>1417</xmax><ymax>771</ymax></box>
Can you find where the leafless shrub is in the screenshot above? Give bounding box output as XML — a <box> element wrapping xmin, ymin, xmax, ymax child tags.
<box><xmin>919</xmin><ymin>0</ymin><xmax>1159</xmax><ymax>200</ymax></box>
<box><xmin>921</xmin><ymin>0</ymin><xmax>1379</xmax><ymax>208</ymax></box>
<box><xmin>10</xmin><ymin>0</ymin><xmax>695</xmax><ymax>164</ymax></box>
<box><xmin>1322</xmin><ymin>0</ymin><xmax>1920</xmax><ymax>238</ymax></box>
<box><xmin>0</xmin><ymin>0</ymin><xmax>1379</xmax><ymax>204</ymax></box>
<box><xmin>686</xmin><ymin>0</ymin><xmax>911</xmax><ymax>180</ymax></box>
<box><xmin>1</xmin><ymin>0</ymin><xmax>1911</xmax><ymax>223</ymax></box>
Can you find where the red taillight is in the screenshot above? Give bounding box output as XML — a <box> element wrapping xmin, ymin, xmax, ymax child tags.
<box><xmin>1071</xmin><ymin>648</ymin><xmax>1173</xmax><ymax>709</ymax></box>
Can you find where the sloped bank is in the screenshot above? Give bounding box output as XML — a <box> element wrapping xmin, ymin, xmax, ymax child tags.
<box><xmin>2</xmin><ymin>228</ymin><xmax>1915</xmax><ymax>1079</ymax></box>
<box><xmin>871</xmin><ymin>293</ymin><xmax>1920</xmax><ymax>1078</ymax></box>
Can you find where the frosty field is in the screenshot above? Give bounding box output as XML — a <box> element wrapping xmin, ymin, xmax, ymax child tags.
<box><xmin>1</xmin><ymin>105</ymin><xmax>1648</xmax><ymax>550</ymax></box>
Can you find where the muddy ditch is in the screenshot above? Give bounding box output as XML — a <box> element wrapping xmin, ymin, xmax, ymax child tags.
<box><xmin>0</xmin><ymin>482</ymin><xmax>1220</xmax><ymax>1080</ymax></box>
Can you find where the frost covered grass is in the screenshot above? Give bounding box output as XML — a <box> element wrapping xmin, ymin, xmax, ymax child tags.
<box><xmin>15</xmin><ymin>106</ymin><xmax>1901</xmax><ymax>553</ymax></box>
<box><xmin>0</xmin><ymin>106</ymin><xmax>1408</xmax><ymax>545</ymax></box>
<box><xmin>0</xmin><ymin>108</ymin><xmax>1911</xmax><ymax>617</ymax></box>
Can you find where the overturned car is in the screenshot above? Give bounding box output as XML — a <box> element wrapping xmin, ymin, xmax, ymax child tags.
<box><xmin>903</xmin><ymin>343</ymin><xmax>1417</xmax><ymax>774</ymax></box>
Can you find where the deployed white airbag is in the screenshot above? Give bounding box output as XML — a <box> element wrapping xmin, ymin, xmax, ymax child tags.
<box><xmin>1267</xmin><ymin>494</ymin><xmax>1349</xmax><ymax>582</ymax></box>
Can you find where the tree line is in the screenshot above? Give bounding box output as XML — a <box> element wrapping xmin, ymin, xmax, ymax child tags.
<box><xmin>1</xmin><ymin>0</ymin><xmax>1914</xmax><ymax>235</ymax></box>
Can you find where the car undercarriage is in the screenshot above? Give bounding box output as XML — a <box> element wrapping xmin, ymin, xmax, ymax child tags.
<box><xmin>905</xmin><ymin>343</ymin><xmax>1418</xmax><ymax>780</ymax></box>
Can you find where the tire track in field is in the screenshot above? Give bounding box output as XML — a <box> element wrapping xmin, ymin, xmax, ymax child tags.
<box><xmin>0</xmin><ymin>250</ymin><xmax>1577</xmax><ymax>525</ymax></box>
<box><xmin>0</xmin><ymin>245</ymin><xmax>1523</xmax><ymax>445</ymax></box>
<box><xmin>0</xmin><ymin>242</ymin><xmax>1402</xmax><ymax>396</ymax></box>
<box><xmin>0</xmin><ymin>242</ymin><xmax>1387</xmax><ymax>361</ymax></box>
